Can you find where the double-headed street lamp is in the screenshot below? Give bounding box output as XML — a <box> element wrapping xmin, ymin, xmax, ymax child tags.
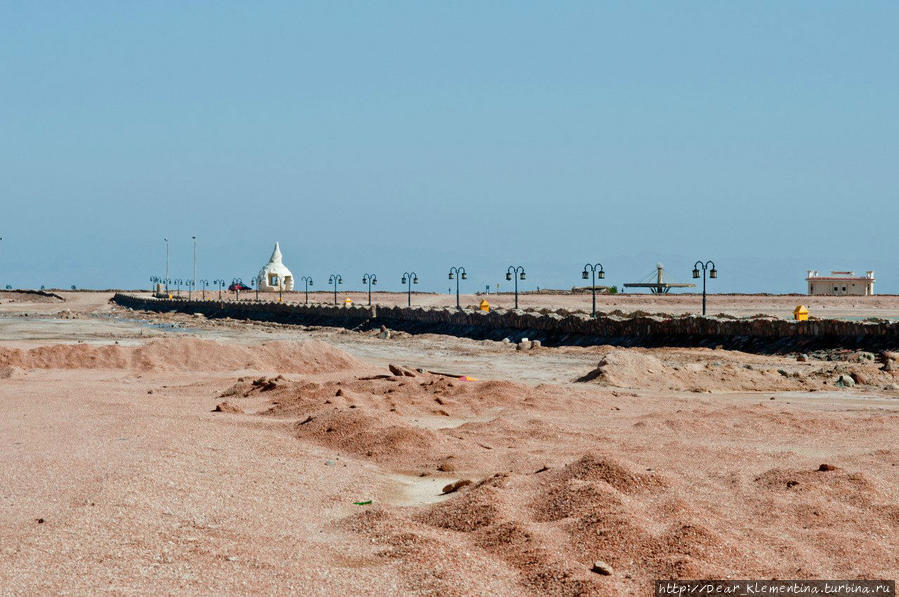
<box><xmin>692</xmin><ymin>260</ymin><xmax>718</xmax><ymax>316</ymax></box>
<box><xmin>150</xmin><ymin>275</ymin><xmax>161</xmax><ymax>294</ymax></box>
<box><xmin>301</xmin><ymin>275</ymin><xmax>313</xmax><ymax>304</ymax></box>
<box><xmin>505</xmin><ymin>265</ymin><xmax>526</xmax><ymax>309</ymax></box>
<box><xmin>448</xmin><ymin>266</ymin><xmax>467</xmax><ymax>309</ymax></box>
<box><xmin>174</xmin><ymin>278</ymin><xmax>183</xmax><ymax>298</ymax></box>
<box><xmin>401</xmin><ymin>272</ymin><xmax>419</xmax><ymax>307</ymax></box>
<box><xmin>328</xmin><ymin>274</ymin><xmax>343</xmax><ymax>305</ymax></box>
<box><xmin>581</xmin><ymin>263</ymin><xmax>606</xmax><ymax>317</ymax></box>
<box><xmin>186</xmin><ymin>278</ymin><xmax>195</xmax><ymax>300</ymax></box>
<box><xmin>199</xmin><ymin>279</ymin><xmax>209</xmax><ymax>300</ymax></box>
<box><xmin>361</xmin><ymin>273</ymin><xmax>377</xmax><ymax>306</ymax></box>
<box><xmin>232</xmin><ymin>277</ymin><xmax>243</xmax><ymax>301</ymax></box>
<box><xmin>214</xmin><ymin>278</ymin><xmax>225</xmax><ymax>300</ymax></box>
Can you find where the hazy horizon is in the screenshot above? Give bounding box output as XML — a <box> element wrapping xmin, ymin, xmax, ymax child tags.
<box><xmin>2</xmin><ymin>3</ymin><xmax>897</xmax><ymax>293</ymax></box>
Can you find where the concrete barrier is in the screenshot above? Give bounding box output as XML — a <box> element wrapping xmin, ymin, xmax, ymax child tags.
<box><xmin>111</xmin><ymin>294</ymin><xmax>899</xmax><ymax>353</ymax></box>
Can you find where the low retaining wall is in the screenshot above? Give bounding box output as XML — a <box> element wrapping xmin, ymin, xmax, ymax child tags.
<box><xmin>111</xmin><ymin>294</ymin><xmax>899</xmax><ymax>353</ymax></box>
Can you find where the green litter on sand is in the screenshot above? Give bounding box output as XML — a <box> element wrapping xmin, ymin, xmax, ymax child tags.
<box><xmin>353</xmin><ymin>500</ymin><xmax>372</xmax><ymax>506</ymax></box>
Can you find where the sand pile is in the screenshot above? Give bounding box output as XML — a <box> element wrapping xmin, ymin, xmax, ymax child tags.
<box><xmin>575</xmin><ymin>348</ymin><xmax>896</xmax><ymax>392</ymax></box>
<box><xmin>0</xmin><ymin>338</ymin><xmax>364</xmax><ymax>373</ymax></box>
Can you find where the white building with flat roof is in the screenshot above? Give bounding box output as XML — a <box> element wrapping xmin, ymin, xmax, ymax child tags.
<box><xmin>806</xmin><ymin>270</ymin><xmax>874</xmax><ymax>296</ymax></box>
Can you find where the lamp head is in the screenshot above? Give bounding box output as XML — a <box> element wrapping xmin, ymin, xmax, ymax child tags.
<box><xmin>402</xmin><ymin>276</ymin><xmax>407</xmax><ymax>284</ymax></box>
<box><xmin>413</xmin><ymin>276</ymin><xmax>418</xmax><ymax>284</ymax></box>
<box><xmin>449</xmin><ymin>272</ymin><xmax>454</xmax><ymax>280</ymax></box>
<box><xmin>506</xmin><ymin>272</ymin><xmax>512</xmax><ymax>281</ymax></box>
<box><xmin>582</xmin><ymin>270</ymin><xmax>589</xmax><ymax>280</ymax></box>
<box><xmin>598</xmin><ymin>270</ymin><xmax>605</xmax><ymax>279</ymax></box>
<box><xmin>710</xmin><ymin>268</ymin><xmax>717</xmax><ymax>279</ymax></box>
<box><xmin>519</xmin><ymin>272</ymin><xmax>526</xmax><ymax>280</ymax></box>
<box><xmin>692</xmin><ymin>268</ymin><xmax>700</xmax><ymax>279</ymax></box>
<box><xmin>461</xmin><ymin>272</ymin><xmax>467</xmax><ymax>280</ymax></box>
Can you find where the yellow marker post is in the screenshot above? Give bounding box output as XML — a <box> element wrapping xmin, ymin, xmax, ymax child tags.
<box><xmin>793</xmin><ymin>305</ymin><xmax>809</xmax><ymax>321</ymax></box>
<box><xmin>344</xmin><ymin>297</ymin><xmax>353</xmax><ymax>306</ymax></box>
<box><xmin>479</xmin><ymin>299</ymin><xmax>490</xmax><ymax>312</ymax></box>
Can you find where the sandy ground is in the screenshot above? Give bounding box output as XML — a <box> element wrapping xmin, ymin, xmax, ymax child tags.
<box><xmin>1</xmin><ymin>293</ymin><xmax>897</xmax><ymax>596</ymax></box>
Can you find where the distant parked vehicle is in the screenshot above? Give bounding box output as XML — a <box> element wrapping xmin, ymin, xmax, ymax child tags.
<box><xmin>229</xmin><ymin>282</ymin><xmax>251</xmax><ymax>291</ymax></box>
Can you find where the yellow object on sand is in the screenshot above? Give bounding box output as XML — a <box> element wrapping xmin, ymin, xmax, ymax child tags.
<box><xmin>344</xmin><ymin>297</ymin><xmax>353</xmax><ymax>306</ymax></box>
<box><xmin>458</xmin><ymin>375</ymin><xmax>478</xmax><ymax>382</ymax></box>
<box><xmin>793</xmin><ymin>305</ymin><xmax>809</xmax><ymax>321</ymax></box>
<box><xmin>479</xmin><ymin>299</ymin><xmax>490</xmax><ymax>312</ymax></box>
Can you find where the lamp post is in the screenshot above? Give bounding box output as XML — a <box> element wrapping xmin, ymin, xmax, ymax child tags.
<box><xmin>448</xmin><ymin>266</ymin><xmax>467</xmax><ymax>309</ymax></box>
<box><xmin>581</xmin><ymin>263</ymin><xmax>606</xmax><ymax>317</ymax></box>
<box><xmin>328</xmin><ymin>274</ymin><xmax>343</xmax><ymax>305</ymax></box>
<box><xmin>301</xmin><ymin>276</ymin><xmax>313</xmax><ymax>304</ymax></box>
<box><xmin>361</xmin><ymin>273</ymin><xmax>377</xmax><ymax>306</ymax></box>
<box><xmin>150</xmin><ymin>275</ymin><xmax>160</xmax><ymax>294</ymax></box>
<box><xmin>692</xmin><ymin>260</ymin><xmax>718</xmax><ymax>316</ymax></box>
<box><xmin>192</xmin><ymin>236</ymin><xmax>197</xmax><ymax>295</ymax></box>
<box><xmin>401</xmin><ymin>272</ymin><xmax>419</xmax><ymax>307</ymax></box>
<box><xmin>231</xmin><ymin>277</ymin><xmax>243</xmax><ymax>301</ymax></box>
<box><xmin>186</xmin><ymin>278</ymin><xmax>195</xmax><ymax>300</ymax></box>
<box><xmin>174</xmin><ymin>278</ymin><xmax>183</xmax><ymax>298</ymax></box>
<box><xmin>199</xmin><ymin>279</ymin><xmax>209</xmax><ymax>300</ymax></box>
<box><xmin>505</xmin><ymin>265</ymin><xmax>526</xmax><ymax>309</ymax></box>
<box><xmin>214</xmin><ymin>278</ymin><xmax>225</xmax><ymax>300</ymax></box>
<box><xmin>164</xmin><ymin>237</ymin><xmax>169</xmax><ymax>293</ymax></box>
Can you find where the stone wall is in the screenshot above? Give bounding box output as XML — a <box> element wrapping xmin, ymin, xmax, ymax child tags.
<box><xmin>111</xmin><ymin>294</ymin><xmax>899</xmax><ymax>352</ymax></box>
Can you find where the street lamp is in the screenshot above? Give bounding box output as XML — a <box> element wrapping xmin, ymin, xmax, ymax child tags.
<box><xmin>301</xmin><ymin>275</ymin><xmax>313</xmax><ymax>304</ymax></box>
<box><xmin>401</xmin><ymin>272</ymin><xmax>419</xmax><ymax>307</ymax></box>
<box><xmin>214</xmin><ymin>278</ymin><xmax>225</xmax><ymax>300</ymax></box>
<box><xmin>692</xmin><ymin>260</ymin><xmax>718</xmax><ymax>316</ymax></box>
<box><xmin>199</xmin><ymin>279</ymin><xmax>209</xmax><ymax>300</ymax></box>
<box><xmin>192</xmin><ymin>236</ymin><xmax>197</xmax><ymax>295</ymax></box>
<box><xmin>150</xmin><ymin>275</ymin><xmax>160</xmax><ymax>294</ymax></box>
<box><xmin>505</xmin><ymin>265</ymin><xmax>526</xmax><ymax>309</ymax></box>
<box><xmin>174</xmin><ymin>278</ymin><xmax>183</xmax><ymax>298</ymax></box>
<box><xmin>581</xmin><ymin>263</ymin><xmax>606</xmax><ymax>317</ymax></box>
<box><xmin>164</xmin><ymin>237</ymin><xmax>169</xmax><ymax>293</ymax></box>
<box><xmin>231</xmin><ymin>277</ymin><xmax>243</xmax><ymax>301</ymax></box>
<box><xmin>448</xmin><ymin>266</ymin><xmax>467</xmax><ymax>309</ymax></box>
<box><xmin>186</xmin><ymin>278</ymin><xmax>195</xmax><ymax>300</ymax></box>
<box><xmin>328</xmin><ymin>274</ymin><xmax>343</xmax><ymax>305</ymax></box>
<box><xmin>362</xmin><ymin>273</ymin><xmax>377</xmax><ymax>306</ymax></box>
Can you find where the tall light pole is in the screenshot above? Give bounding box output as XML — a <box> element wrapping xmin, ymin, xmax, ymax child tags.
<box><xmin>401</xmin><ymin>272</ymin><xmax>419</xmax><ymax>307</ymax></box>
<box><xmin>362</xmin><ymin>273</ymin><xmax>377</xmax><ymax>306</ymax></box>
<box><xmin>164</xmin><ymin>237</ymin><xmax>169</xmax><ymax>293</ymax></box>
<box><xmin>301</xmin><ymin>275</ymin><xmax>313</xmax><ymax>304</ymax></box>
<box><xmin>448</xmin><ymin>266</ymin><xmax>467</xmax><ymax>310</ymax></box>
<box><xmin>505</xmin><ymin>265</ymin><xmax>526</xmax><ymax>309</ymax></box>
<box><xmin>581</xmin><ymin>263</ymin><xmax>606</xmax><ymax>317</ymax></box>
<box><xmin>692</xmin><ymin>260</ymin><xmax>718</xmax><ymax>316</ymax></box>
<box><xmin>328</xmin><ymin>274</ymin><xmax>343</xmax><ymax>305</ymax></box>
<box><xmin>192</xmin><ymin>236</ymin><xmax>197</xmax><ymax>294</ymax></box>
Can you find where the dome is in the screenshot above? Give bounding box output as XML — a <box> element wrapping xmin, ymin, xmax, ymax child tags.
<box><xmin>257</xmin><ymin>242</ymin><xmax>294</xmax><ymax>291</ymax></box>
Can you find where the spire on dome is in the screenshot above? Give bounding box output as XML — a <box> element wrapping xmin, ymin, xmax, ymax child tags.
<box><xmin>269</xmin><ymin>242</ymin><xmax>283</xmax><ymax>264</ymax></box>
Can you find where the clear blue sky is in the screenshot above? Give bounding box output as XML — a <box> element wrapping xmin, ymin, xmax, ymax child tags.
<box><xmin>2</xmin><ymin>2</ymin><xmax>897</xmax><ymax>294</ymax></box>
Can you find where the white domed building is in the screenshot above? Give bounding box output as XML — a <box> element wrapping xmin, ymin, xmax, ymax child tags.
<box><xmin>256</xmin><ymin>242</ymin><xmax>295</xmax><ymax>292</ymax></box>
